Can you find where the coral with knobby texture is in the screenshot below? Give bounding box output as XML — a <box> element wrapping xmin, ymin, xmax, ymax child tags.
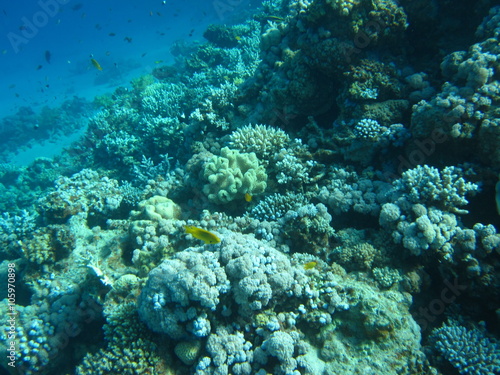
<box><xmin>317</xmin><ymin>167</ymin><xmax>393</xmax><ymax>216</ymax></box>
<box><xmin>429</xmin><ymin>319</ymin><xmax>500</xmax><ymax>375</ymax></box>
<box><xmin>38</xmin><ymin>169</ymin><xmax>123</xmax><ymax>222</ymax></box>
<box><xmin>199</xmin><ymin>326</ymin><xmax>254</xmax><ymax>375</ymax></box>
<box><xmin>279</xmin><ymin>203</ymin><xmax>334</xmax><ymax>254</ymax></box>
<box><xmin>249</xmin><ymin>192</ymin><xmax>308</xmax><ymax>221</ymax></box>
<box><xmin>380</xmin><ymin>203</ymin><xmax>459</xmax><ymax>257</ymax></box>
<box><xmin>141</xmin><ymin>82</ymin><xmax>186</xmax><ymax>118</ymax></box>
<box><xmin>130</xmin><ymin>195</ymin><xmax>181</xmax><ymax>221</ymax></box>
<box><xmin>228</xmin><ymin>124</ymin><xmax>291</xmax><ymax>160</ymax></box>
<box><xmin>138</xmin><ymin>249</ymin><xmax>229</xmax><ymax>339</ymax></box>
<box><xmin>202</xmin><ymin>147</ymin><xmax>267</xmax><ymax>204</ymax></box>
<box><xmin>76</xmin><ymin>302</ymin><xmax>169</xmax><ymax>375</ymax></box>
<box><xmin>394</xmin><ymin>165</ymin><xmax>479</xmax><ymax>214</ymax></box>
<box><xmin>410</xmin><ymin>7</ymin><xmax>500</xmax><ymax>166</ymax></box>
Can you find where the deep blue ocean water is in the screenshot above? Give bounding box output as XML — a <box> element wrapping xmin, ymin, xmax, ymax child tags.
<box><xmin>0</xmin><ymin>0</ymin><xmax>256</xmax><ymax>164</ymax></box>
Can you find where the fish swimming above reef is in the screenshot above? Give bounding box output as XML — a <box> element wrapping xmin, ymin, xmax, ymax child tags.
<box><xmin>90</xmin><ymin>58</ymin><xmax>102</xmax><ymax>71</ymax></box>
<box><xmin>304</xmin><ymin>261</ymin><xmax>317</xmax><ymax>270</ymax></box>
<box><xmin>44</xmin><ymin>50</ymin><xmax>51</xmax><ymax>63</ymax></box>
<box><xmin>184</xmin><ymin>225</ymin><xmax>221</xmax><ymax>244</ymax></box>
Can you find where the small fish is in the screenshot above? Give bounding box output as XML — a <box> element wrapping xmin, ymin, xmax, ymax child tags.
<box><xmin>244</xmin><ymin>193</ymin><xmax>252</xmax><ymax>202</ymax></box>
<box><xmin>124</xmin><ymin>36</ymin><xmax>132</xmax><ymax>43</ymax></box>
<box><xmin>44</xmin><ymin>50</ymin><xmax>51</xmax><ymax>64</ymax></box>
<box><xmin>267</xmin><ymin>16</ymin><xmax>285</xmax><ymax>21</ymax></box>
<box><xmin>184</xmin><ymin>225</ymin><xmax>221</xmax><ymax>244</ymax></box>
<box><xmin>108</xmin><ymin>32</ymin><xmax>116</xmax><ymax>36</ymax></box>
<box><xmin>235</xmin><ymin>36</ymin><xmax>241</xmax><ymax>41</ymax></box>
<box><xmin>90</xmin><ymin>58</ymin><xmax>103</xmax><ymax>71</ymax></box>
<box><xmin>154</xmin><ymin>60</ymin><xmax>163</xmax><ymax>64</ymax></box>
<box><xmin>304</xmin><ymin>261</ymin><xmax>317</xmax><ymax>270</ymax></box>
<box><xmin>36</xmin><ymin>65</ymin><xmax>43</xmax><ymax>70</ymax></box>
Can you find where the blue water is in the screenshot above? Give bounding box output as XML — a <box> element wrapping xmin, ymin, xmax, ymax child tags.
<box><xmin>0</xmin><ymin>0</ymin><xmax>245</xmax><ymax>130</ymax></box>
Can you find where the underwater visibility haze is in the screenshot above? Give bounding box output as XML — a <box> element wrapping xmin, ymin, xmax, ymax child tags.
<box><xmin>1</xmin><ymin>0</ymin><xmax>500</xmax><ymax>374</ymax></box>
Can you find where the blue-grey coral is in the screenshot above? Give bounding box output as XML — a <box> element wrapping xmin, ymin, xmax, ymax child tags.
<box><xmin>430</xmin><ymin>319</ymin><xmax>500</xmax><ymax>375</ymax></box>
<box><xmin>229</xmin><ymin>124</ymin><xmax>291</xmax><ymax>160</ymax></box>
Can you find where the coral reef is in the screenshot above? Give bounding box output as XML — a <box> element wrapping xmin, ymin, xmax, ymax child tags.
<box><xmin>429</xmin><ymin>319</ymin><xmax>500</xmax><ymax>375</ymax></box>
<box><xmin>1</xmin><ymin>2</ymin><xmax>499</xmax><ymax>375</ymax></box>
<box><xmin>202</xmin><ymin>147</ymin><xmax>268</xmax><ymax>204</ymax></box>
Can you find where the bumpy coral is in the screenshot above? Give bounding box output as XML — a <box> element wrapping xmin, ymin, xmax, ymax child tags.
<box><xmin>202</xmin><ymin>147</ymin><xmax>267</xmax><ymax>204</ymax></box>
<box><xmin>38</xmin><ymin>169</ymin><xmax>123</xmax><ymax>222</ymax></box>
<box><xmin>137</xmin><ymin>230</ymin><xmax>428</xmax><ymax>375</ymax></box>
<box><xmin>138</xmin><ymin>249</ymin><xmax>229</xmax><ymax>339</ymax></box>
<box><xmin>410</xmin><ymin>7</ymin><xmax>500</xmax><ymax>167</ymax></box>
<box><xmin>429</xmin><ymin>319</ymin><xmax>500</xmax><ymax>375</ymax></box>
<box><xmin>394</xmin><ymin>165</ymin><xmax>479</xmax><ymax>214</ymax></box>
<box><xmin>228</xmin><ymin>124</ymin><xmax>291</xmax><ymax>160</ymax></box>
<box><xmin>249</xmin><ymin>192</ymin><xmax>308</xmax><ymax>221</ymax></box>
<box><xmin>76</xmin><ymin>302</ymin><xmax>168</xmax><ymax>374</ymax></box>
<box><xmin>317</xmin><ymin>167</ymin><xmax>393</xmax><ymax>216</ymax></box>
<box><xmin>130</xmin><ymin>195</ymin><xmax>181</xmax><ymax>221</ymax></box>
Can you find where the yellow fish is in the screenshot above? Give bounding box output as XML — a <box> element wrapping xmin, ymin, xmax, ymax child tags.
<box><xmin>304</xmin><ymin>261</ymin><xmax>317</xmax><ymax>270</ymax></box>
<box><xmin>90</xmin><ymin>58</ymin><xmax>102</xmax><ymax>71</ymax></box>
<box><xmin>184</xmin><ymin>225</ymin><xmax>221</xmax><ymax>244</ymax></box>
<box><xmin>244</xmin><ymin>193</ymin><xmax>252</xmax><ymax>202</ymax></box>
<box><xmin>267</xmin><ymin>15</ymin><xmax>284</xmax><ymax>21</ymax></box>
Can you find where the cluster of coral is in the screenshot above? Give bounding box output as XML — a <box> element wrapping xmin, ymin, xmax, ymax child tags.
<box><xmin>1</xmin><ymin>1</ymin><xmax>500</xmax><ymax>375</ymax></box>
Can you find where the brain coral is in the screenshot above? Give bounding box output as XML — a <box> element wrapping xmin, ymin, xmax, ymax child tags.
<box><xmin>202</xmin><ymin>147</ymin><xmax>267</xmax><ymax>204</ymax></box>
